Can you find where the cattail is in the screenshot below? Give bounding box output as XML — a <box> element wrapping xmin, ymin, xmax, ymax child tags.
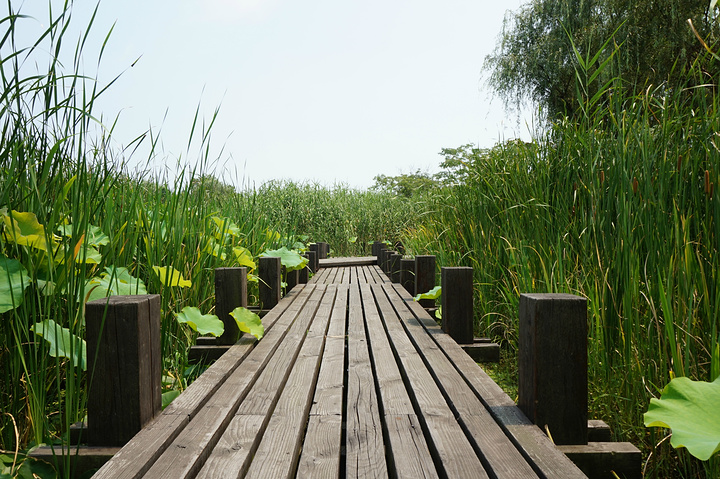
<box><xmin>599</xmin><ymin>170</ymin><xmax>605</xmax><ymax>184</ymax></box>
<box><xmin>633</xmin><ymin>177</ymin><xmax>639</xmax><ymax>195</ymax></box>
<box><xmin>704</xmin><ymin>170</ymin><xmax>711</xmax><ymax>196</ymax></box>
<box><xmin>677</xmin><ymin>155</ymin><xmax>682</xmax><ymax>171</ymax></box>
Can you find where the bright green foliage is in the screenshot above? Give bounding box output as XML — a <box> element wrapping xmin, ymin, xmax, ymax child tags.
<box><xmin>372</xmin><ymin>169</ymin><xmax>438</xmax><ymax>197</ymax></box>
<box><xmin>260</xmin><ymin>247</ymin><xmax>308</xmax><ymax>272</ymax></box>
<box><xmin>0</xmin><ymin>254</ymin><xmax>30</xmax><ymax>313</ymax></box>
<box><xmin>1</xmin><ymin>210</ymin><xmax>55</xmax><ymax>252</ymax></box>
<box><xmin>58</xmin><ymin>223</ymin><xmax>110</xmax><ymax>247</ymax></box>
<box><xmin>414</xmin><ymin>286</ymin><xmax>442</xmax><ymax>302</ymax></box>
<box><xmin>230</xmin><ymin>307</ymin><xmax>264</xmax><ymax>340</ymax></box>
<box><xmin>175</xmin><ymin>307</ymin><xmax>224</xmax><ymax>336</ymax></box>
<box><xmin>645</xmin><ymin>376</ymin><xmax>720</xmax><ymax>461</ymax></box>
<box><xmin>233</xmin><ymin>246</ymin><xmax>256</xmax><ymax>270</ymax></box>
<box><xmin>30</xmin><ymin>320</ymin><xmax>87</xmax><ymax>371</ymax></box>
<box><xmin>85</xmin><ymin>267</ymin><xmax>147</xmax><ymax>302</ymax></box>
<box><xmin>153</xmin><ymin>266</ymin><xmax>192</xmax><ymax>288</ymax></box>
<box><xmin>485</xmin><ymin>0</ymin><xmax>714</xmax><ymax>118</ymax></box>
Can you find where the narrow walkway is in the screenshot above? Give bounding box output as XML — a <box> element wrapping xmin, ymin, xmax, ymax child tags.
<box><xmin>92</xmin><ymin>260</ymin><xmax>585</xmax><ymax>478</ymax></box>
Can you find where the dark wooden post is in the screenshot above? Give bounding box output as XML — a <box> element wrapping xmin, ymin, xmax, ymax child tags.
<box><xmin>400</xmin><ymin>258</ymin><xmax>415</xmax><ymax>295</ymax></box>
<box><xmin>86</xmin><ymin>295</ymin><xmax>161</xmax><ymax>446</ymax></box>
<box><xmin>415</xmin><ymin>255</ymin><xmax>436</xmax><ymax>309</ymax></box>
<box><xmin>518</xmin><ymin>293</ymin><xmax>588</xmax><ymax>445</ymax></box>
<box><xmin>306</xmin><ymin>250</ymin><xmax>318</xmax><ymax>273</ymax></box>
<box><xmin>259</xmin><ymin>256</ymin><xmax>282</xmax><ymax>311</ymax></box>
<box><xmin>286</xmin><ymin>268</ymin><xmax>299</xmax><ymax>291</ymax></box>
<box><xmin>309</xmin><ymin>243</ymin><xmax>321</xmax><ymax>263</ymax></box>
<box><xmin>372</xmin><ymin>241</ymin><xmax>384</xmax><ymax>258</ymax></box>
<box><xmin>215</xmin><ymin>267</ymin><xmax>247</xmax><ymax>346</ymax></box>
<box><xmin>300</xmin><ymin>253</ymin><xmax>310</xmax><ymax>283</ymax></box>
<box><xmin>390</xmin><ymin>253</ymin><xmax>402</xmax><ymax>283</ymax></box>
<box><xmin>318</xmin><ymin>242</ymin><xmax>329</xmax><ymax>259</ymax></box>
<box><xmin>441</xmin><ymin>267</ymin><xmax>474</xmax><ymax>344</ymax></box>
<box><xmin>382</xmin><ymin>250</ymin><xmax>395</xmax><ymax>274</ymax></box>
<box><xmin>375</xmin><ymin>243</ymin><xmax>387</xmax><ymax>265</ymax></box>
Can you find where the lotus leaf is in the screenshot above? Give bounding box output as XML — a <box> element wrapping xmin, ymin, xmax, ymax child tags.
<box><xmin>644</xmin><ymin>375</ymin><xmax>720</xmax><ymax>460</ymax></box>
<box><xmin>233</xmin><ymin>246</ymin><xmax>256</xmax><ymax>269</ymax></box>
<box><xmin>85</xmin><ymin>267</ymin><xmax>147</xmax><ymax>302</ymax></box>
<box><xmin>211</xmin><ymin>216</ymin><xmax>242</xmax><ymax>238</ymax></box>
<box><xmin>1</xmin><ymin>210</ymin><xmax>54</xmax><ymax>252</ymax></box>
<box><xmin>230</xmin><ymin>307</ymin><xmax>264</xmax><ymax>340</ymax></box>
<box><xmin>414</xmin><ymin>286</ymin><xmax>442</xmax><ymax>301</ymax></box>
<box><xmin>175</xmin><ymin>307</ymin><xmax>224</xmax><ymax>336</ymax></box>
<box><xmin>58</xmin><ymin>223</ymin><xmax>109</xmax><ymax>246</ymax></box>
<box><xmin>0</xmin><ymin>254</ymin><xmax>30</xmax><ymax>313</ymax></box>
<box><xmin>153</xmin><ymin>266</ymin><xmax>191</xmax><ymax>288</ymax></box>
<box><xmin>260</xmin><ymin>247</ymin><xmax>308</xmax><ymax>272</ymax></box>
<box><xmin>162</xmin><ymin>390</ymin><xmax>181</xmax><ymax>409</ymax></box>
<box><xmin>30</xmin><ymin>319</ymin><xmax>86</xmax><ymax>370</ymax></box>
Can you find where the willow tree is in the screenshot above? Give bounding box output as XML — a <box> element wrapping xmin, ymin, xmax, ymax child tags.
<box><xmin>485</xmin><ymin>0</ymin><xmax>715</xmax><ymax>118</ymax></box>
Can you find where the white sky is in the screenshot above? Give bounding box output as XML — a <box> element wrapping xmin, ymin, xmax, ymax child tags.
<box><xmin>9</xmin><ymin>1</ymin><xmax>534</xmax><ymax>190</ymax></box>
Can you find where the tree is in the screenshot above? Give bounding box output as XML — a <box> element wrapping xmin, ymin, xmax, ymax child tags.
<box><xmin>485</xmin><ymin>0</ymin><xmax>714</xmax><ymax>119</ymax></box>
<box><xmin>371</xmin><ymin>169</ymin><xmax>438</xmax><ymax>197</ymax></box>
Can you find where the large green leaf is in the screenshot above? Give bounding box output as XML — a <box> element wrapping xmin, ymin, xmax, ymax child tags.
<box><xmin>30</xmin><ymin>319</ymin><xmax>87</xmax><ymax>370</ymax></box>
<box><xmin>153</xmin><ymin>266</ymin><xmax>191</xmax><ymax>288</ymax></box>
<box><xmin>233</xmin><ymin>246</ymin><xmax>256</xmax><ymax>270</ymax></box>
<box><xmin>85</xmin><ymin>266</ymin><xmax>147</xmax><ymax>302</ymax></box>
<box><xmin>1</xmin><ymin>210</ymin><xmax>55</xmax><ymax>252</ymax></box>
<box><xmin>414</xmin><ymin>286</ymin><xmax>442</xmax><ymax>301</ymax></box>
<box><xmin>0</xmin><ymin>254</ymin><xmax>30</xmax><ymax>313</ymax></box>
<box><xmin>260</xmin><ymin>247</ymin><xmax>308</xmax><ymax>272</ymax></box>
<box><xmin>644</xmin><ymin>376</ymin><xmax>720</xmax><ymax>460</ymax></box>
<box><xmin>58</xmin><ymin>223</ymin><xmax>110</xmax><ymax>246</ymax></box>
<box><xmin>230</xmin><ymin>307</ymin><xmax>264</xmax><ymax>340</ymax></box>
<box><xmin>175</xmin><ymin>307</ymin><xmax>224</xmax><ymax>336</ymax></box>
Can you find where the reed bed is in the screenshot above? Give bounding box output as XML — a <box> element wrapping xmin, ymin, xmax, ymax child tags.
<box><xmin>403</xmin><ymin>60</ymin><xmax>720</xmax><ymax>477</ymax></box>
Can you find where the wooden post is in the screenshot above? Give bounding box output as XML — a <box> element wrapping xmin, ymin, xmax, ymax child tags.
<box><xmin>286</xmin><ymin>268</ymin><xmax>299</xmax><ymax>291</ymax></box>
<box><xmin>372</xmin><ymin>241</ymin><xmax>384</xmax><ymax>258</ymax></box>
<box><xmin>390</xmin><ymin>253</ymin><xmax>402</xmax><ymax>283</ymax></box>
<box><xmin>215</xmin><ymin>267</ymin><xmax>247</xmax><ymax>346</ymax></box>
<box><xmin>441</xmin><ymin>267</ymin><xmax>474</xmax><ymax>344</ymax></box>
<box><xmin>415</xmin><ymin>255</ymin><xmax>436</xmax><ymax>309</ymax></box>
<box><xmin>86</xmin><ymin>295</ymin><xmax>161</xmax><ymax>446</ymax></box>
<box><xmin>400</xmin><ymin>258</ymin><xmax>415</xmax><ymax>295</ymax></box>
<box><xmin>309</xmin><ymin>243</ymin><xmax>321</xmax><ymax>263</ymax></box>
<box><xmin>318</xmin><ymin>242</ymin><xmax>329</xmax><ymax>259</ymax></box>
<box><xmin>375</xmin><ymin>243</ymin><xmax>387</xmax><ymax>265</ymax></box>
<box><xmin>259</xmin><ymin>256</ymin><xmax>282</xmax><ymax>311</ymax></box>
<box><xmin>306</xmin><ymin>250</ymin><xmax>318</xmax><ymax>273</ymax></box>
<box><xmin>300</xmin><ymin>254</ymin><xmax>310</xmax><ymax>283</ymax></box>
<box><xmin>382</xmin><ymin>250</ymin><xmax>395</xmax><ymax>274</ymax></box>
<box><xmin>518</xmin><ymin>293</ymin><xmax>588</xmax><ymax>446</ymax></box>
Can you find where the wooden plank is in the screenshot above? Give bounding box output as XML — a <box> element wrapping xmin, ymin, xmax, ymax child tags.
<box><xmin>377</xmin><ymin>284</ymin><xmax>539</xmax><ymax>478</ymax></box>
<box><xmin>141</xmin><ymin>285</ymin><xmax>322</xmax><ymax>478</ymax></box>
<box><xmin>308</xmin><ymin>267</ymin><xmax>329</xmax><ymax>284</ymax></box>
<box><xmin>91</xmin><ymin>286</ymin><xmax>311</xmax><ymax>479</ymax></box>
<box><xmin>366</xmin><ymin>285</ymin><xmax>489</xmax><ymax>478</ymax></box>
<box><xmin>196</xmin><ymin>285</ymin><xmax>329</xmax><ymax>478</ymax></box>
<box><xmin>320</xmin><ymin>256</ymin><xmax>377</xmax><ymax>267</ymax></box>
<box><xmin>244</xmin><ymin>286</ymin><xmax>338</xmax><ymax>478</ymax></box>
<box><xmin>359</xmin><ymin>284</ymin><xmax>438</xmax><ymax>478</ymax></box>
<box><xmin>346</xmin><ymin>284</ymin><xmax>388</xmax><ymax>478</ymax></box>
<box><xmin>298</xmin><ymin>285</ymin><xmax>348</xmax><ymax>477</ymax></box>
<box><xmin>388</xmin><ymin>283</ymin><xmax>587</xmax><ymax>479</ymax></box>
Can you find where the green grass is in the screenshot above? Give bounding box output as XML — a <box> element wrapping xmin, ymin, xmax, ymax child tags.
<box><xmin>403</xmin><ymin>55</ymin><xmax>720</xmax><ymax>477</ymax></box>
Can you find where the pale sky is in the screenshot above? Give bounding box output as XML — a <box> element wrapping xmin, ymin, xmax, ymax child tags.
<box><xmin>9</xmin><ymin>1</ymin><xmax>533</xmax><ymax>190</ymax></box>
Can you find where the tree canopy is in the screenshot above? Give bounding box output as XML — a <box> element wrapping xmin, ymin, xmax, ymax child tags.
<box><xmin>485</xmin><ymin>0</ymin><xmax>715</xmax><ymax>118</ymax></box>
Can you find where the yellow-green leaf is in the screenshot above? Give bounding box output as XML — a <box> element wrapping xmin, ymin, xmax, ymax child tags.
<box><xmin>153</xmin><ymin>266</ymin><xmax>192</xmax><ymax>288</ymax></box>
<box><xmin>30</xmin><ymin>319</ymin><xmax>87</xmax><ymax>370</ymax></box>
<box><xmin>230</xmin><ymin>307</ymin><xmax>264</xmax><ymax>340</ymax></box>
<box><xmin>414</xmin><ymin>286</ymin><xmax>442</xmax><ymax>301</ymax></box>
<box><xmin>175</xmin><ymin>307</ymin><xmax>224</xmax><ymax>336</ymax></box>
<box><xmin>1</xmin><ymin>210</ymin><xmax>54</xmax><ymax>251</ymax></box>
<box><xmin>233</xmin><ymin>246</ymin><xmax>256</xmax><ymax>270</ymax></box>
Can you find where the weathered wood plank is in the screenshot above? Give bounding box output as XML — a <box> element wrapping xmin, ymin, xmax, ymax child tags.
<box><xmin>376</xmin><ymin>284</ymin><xmax>539</xmax><ymax>478</ymax></box>
<box><xmin>367</xmin><ymin>285</ymin><xmax>489</xmax><ymax>478</ymax></box>
<box><xmin>196</xmin><ymin>285</ymin><xmax>329</xmax><ymax>478</ymax></box>
<box><xmin>360</xmin><ymin>284</ymin><xmax>438</xmax><ymax>478</ymax></box>
<box><xmin>298</xmin><ymin>285</ymin><xmax>348</xmax><ymax>477</ymax></box>
<box><xmin>346</xmin><ymin>284</ymin><xmax>387</xmax><ymax>478</ymax></box>
<box><xmin>244</xmin><ymin>286</ymin><xmax>338</xmax><ymax>478</ymax></box>
<box><xmin>91</xmin><ymin>286</ymin><xmax>311</xmax><ymax>479</ymax></box>
<box><xmin>388</xmin><ymin>283</ymin><xmax>587</xmax><ymax>479</ymax></box>
<box><xmin>320</xmin><ymin>256</ymin><xmax>377</xmax><ymax>267</ymax></box>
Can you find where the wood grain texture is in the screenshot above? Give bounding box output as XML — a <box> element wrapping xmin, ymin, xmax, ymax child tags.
<box><xmin>297</xmin><ymin>415</ymin><xmax>342</xmax><ymax>478</ymax></box>
<box><xmin>215</xmin><ymin>267</ymin><xmax>247</xmax><ymax>345</ymax></box>
<box><xmin>345</xmin><ymin>284</ymin><xmax>388</xmax><ymax>478</ymax></box>
<box><xmin>388</xmin><ymin>282</ymin><xmax>587</xmax><ymax>479</ymax></box>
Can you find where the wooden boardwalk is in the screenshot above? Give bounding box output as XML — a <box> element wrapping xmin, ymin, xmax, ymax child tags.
<box><xmin>92</xmin><ymin>260</ymin><xmax>585</xmax><ymax>478</ymax></box>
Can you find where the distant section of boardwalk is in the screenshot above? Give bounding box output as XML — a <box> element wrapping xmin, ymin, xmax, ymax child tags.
<box><xmin>318</xmin><ymin>256</ymin><xmax>378</xmax><ymax>268</ymax></box>
<box><xmin>92</xmin><ymin>261</ymin><xmax>586</xmax><ymax>478</ymax></box>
